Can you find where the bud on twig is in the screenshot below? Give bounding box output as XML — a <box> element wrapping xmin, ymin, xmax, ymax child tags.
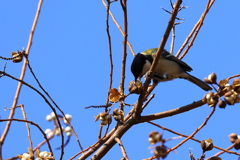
<box><xmin>201</xmin><ymin>139</ymin><xmax>213</xmax><ymax>152</ymax></box>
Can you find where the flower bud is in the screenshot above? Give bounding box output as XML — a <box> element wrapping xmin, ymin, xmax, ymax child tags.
<box><xmin>207</xmin><ymin>72</ymin><xmax>217</xmax><ymax>84</ymax></box>
<box><xmin>12</xmin><ymin>51</ymin><xmax>23</xmax><ymax>63</ymax></box>
<box><xmin>218</xmin><ymin>99</ymin><xmax>226</xmax><ymax>109</ymax></box>
<box><xmin>153</xmin><ymin>146</ymin><xmax>168</xmax><ymax>159</ymax></box>
<box><xmin>201</xmin><ymin>139</ymin><xmax>213</xmax><ymax>152</ymax></box>
<box><xmin>148</xmin><ymin>131</ymin><xmax>162</xmax><ymax>145</ymax></box>
<box><xmin>234</xmin><ymin>139</ymin><xmax>240</xmax><ymax>150</ymax></box>
<box><xmin>229</xmin><ymin>133</ymin><xmax>238</xmax><ymax>143</ymax></box>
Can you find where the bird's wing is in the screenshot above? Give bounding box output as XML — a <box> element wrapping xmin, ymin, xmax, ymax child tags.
<box><xmin>161</xmin><ymin>50</ymin><xmax>193</xmax><ymax>72</ymax></box>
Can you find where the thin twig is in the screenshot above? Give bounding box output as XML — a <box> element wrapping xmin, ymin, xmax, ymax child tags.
<box><xmin>105</xmin><ymin>0</ymin><xmax>114</xmax><ymax>111</ymax></box>
<box><xmin>119</xmin><ymin>0</ymin><xmax>128</xmax><ymax>111</ymax></box>
<box><xmin>167</xmin><ymin>106</ymin><xmax>216</xmax><ymax>153</ymax></box>
<box><xmin>176</xmin><ymin>0</ymin><xmax>215</xmax><ymax>59</ymax></box>
<box><xmin>142</xmin><ymin>94</ymin><xmax>155</xmax><ymax>110</ymax></box>
<box><xmin>20</xmin><ymin>104</ymin><xmax>33</xmax><ymax>150</ymax></box>
<box><xmin>0</xmin><ymin>1</ymin><xmax>44</xmax><ymax>159</ymax></box>
<box><xmin>227</xmin><ymin>74</ymin><xmax>240</xmax><ymax>81</ymax></box>
<box><xmin>102</xmin><ymin>0</ymin><xmax>135</xmax><ymax>56</ymax></box>
<box><xmin>211</xmin><ymin>143</ymin><xmax>235</xmax><ymax>158</ymax></box>
<box><xmin>115</xmin><ymin>137</ymin><xmax>129</xmax><ymax>160</ymax></box>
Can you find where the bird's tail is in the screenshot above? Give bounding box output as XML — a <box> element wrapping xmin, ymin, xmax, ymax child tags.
<box><xmin>186</xmin><ymin>74</ymin><xmax>212</xmax><ymax>91</ymax></box>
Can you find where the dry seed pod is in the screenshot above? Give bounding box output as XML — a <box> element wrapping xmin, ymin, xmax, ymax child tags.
<box><xmin>207</xmin><ymin>72</ymin><xmax>217</xmax><ymax>84</ymax></box>
<box><xmin>233</xmin><ymin>78</ymin><xmax>240</xmax><ymax>87</ymax></box>
<box><xmin>113</xmin><ymin>109</ymin><xmax>124</xmax><ymax>121</ymax></box>
<box><xmin>108</xmin><ymin>88</ymin><xmax>121</xmax><ymax>102</ymax></box>
<box><xmin>204</xmin><ymin>77</ymin><xmax>213</xmax><ymax>84</ymax></box>
<box><xmin>218</xmin><ymin>99</ymin><xmax>226</xmax><ymax>109</ymax></box>
<box><xmin>229</xmin><ymin>133</ymin><xmax>238</xmax><ymax>143</ymax></box>
<box><xmin>12</xmin><ymin>51</ymin><xmax>23</xmax><ymax>63</ymax></box>
<box><xmin>201</xmin><ymin>139</ymin><xmax>213</xmax><ymax>152</ymax></box>
<box><xmin>128</xmin><ymin>80</ymin><xmax>142</xmax><ymax>94</ymax></box>
<box><xmin>148</xmin><ymin>131</ymin><xmax>162</xmax><ymax>145</ymax></box>
<box><xmin>209</xmin><ymin>156</ymin><xmax>222</xmax><ymax>160</ymax></box>
<box><xmin>203</xmin><ymin>92</ymin><xmax>218</xmax><ymax>106</ymax></box>
<box><xmin>233</xmin><ymin>86</ymin><xmax>240</xmax><ymax>94</ymax></box>
<box><xmin>234</xmin><ymin>139</ymin><xmax>240</xmax><ymax>150</ymax></box>
<box><xmin>153</xmin><ymin>146</ymin><xmax>168</xmax><ymax>159</ymax></box>
<box><xmin>224</xmin><ymin>91</ymin><xmax>236</xmax><ymax>105</ymax></box>
<box><xmin>218</xmin><ymin>79</ymin><xmax>228</xmax><ymax>89</ymax></box>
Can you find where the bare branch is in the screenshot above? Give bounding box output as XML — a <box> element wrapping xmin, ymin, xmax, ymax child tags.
<box><xmin>102</xmin><ymin>0</ymin><xmax>135</xmax><ymax>56</ymax></box>
<box><xmin>20</xmin><ymin>104</ymin><xmax>33</xmax><ymax>150</ymax></box>
<box><xmin>176</xmin><ymin>0</ymin><xmax>215</xmax><ymax>59</ymax></box>
<box><xmin>115</xmin><ymin>137</ymin><xmax>129</xmax><ymax>160</ymax></box>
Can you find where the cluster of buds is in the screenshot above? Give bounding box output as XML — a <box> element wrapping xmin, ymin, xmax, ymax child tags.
<box><xmin>45</xmin><ymin>112</ymin><xmax>73</xmax><ymax>137</ymax></box>
<box><xmin>11</xmin><ymin>50</ymin><xmax>25</xmax><ymax>63</ymax></box>
<box><xmin>222</xmin><ymin>78</ymin><xmax>240</xmax><ymax>105</ymax></box>
<box><xmin>45</xmin><ymin>126</ymin><xmax>72</xmax><ymax>137</ymax></box>
<box><xmin>113</xmin><ymin>109</ymin><xmax>124</xmax><ymax>121</ymax></box>
<box><xmin>46</xmin><ymin>112</ymin><xmax>72</xmax><ymax>124</ymax></box>
<box><xmin>204</xmin><ymin>72</ymin><xmax>240</xmax><ymax>108</ymax></box>
<box><xmin>18</xmin><ymin>149</ymin><xmax>54</xmax><ymax>160</ymax></box>
<box><xmin>200</xmin><ymin>139</ymin><xmax>213</xmax><ymax>152</ymax></box>
<box><xmin>94</xmin><ymin>112</ymin><xmax>112</xmax><ymax>126</ymax></box>
<box><xmin>229</xmin><ymin>133</ymin><xmax>240</xmax><ymax>150</ymax></box>
<box><xmin>148</xmin><ymin>131</ymin><xmax>168</xmax><ymax>159</ymax></box>
<box><xmin>128</xmin><ymin>80</ymin><xmax>142</xmax><ymax>94</ymax></box>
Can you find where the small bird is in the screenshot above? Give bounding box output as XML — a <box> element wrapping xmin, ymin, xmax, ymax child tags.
<box><xmin>131</xmin><ymin>48</ymin><xmax>212</xmax><ymax>91</ymax></box>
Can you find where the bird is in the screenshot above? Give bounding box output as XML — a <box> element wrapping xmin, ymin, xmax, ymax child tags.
<box><xmin>130</xmin><ymin>48</ymin><xmax>212</xmax><ymax>91</ymax></box>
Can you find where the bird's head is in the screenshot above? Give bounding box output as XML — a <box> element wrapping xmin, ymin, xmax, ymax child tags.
<box><xmin>131</xmin><ymin>53</ymin><xmax>153</xmax><ymax>82</ymax></box>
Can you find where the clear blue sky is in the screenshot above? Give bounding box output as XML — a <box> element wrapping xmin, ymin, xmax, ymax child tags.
<box><xmin>1</xmin><ymin>0</ymin><xmax>240</xmax><ymax>160</ymax></box>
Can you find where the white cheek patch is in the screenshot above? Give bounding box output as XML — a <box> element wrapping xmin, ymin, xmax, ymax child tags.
<box><xmin>140</xmin><ymin>60</ymin><xmax>151</xmax><ymax>76</ymax></box>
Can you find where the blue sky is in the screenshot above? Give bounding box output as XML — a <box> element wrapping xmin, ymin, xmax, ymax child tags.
<box><xmin>0</xmin><ymin>0</ymin><xmax>240</xmax><ymax>160</ymax></box>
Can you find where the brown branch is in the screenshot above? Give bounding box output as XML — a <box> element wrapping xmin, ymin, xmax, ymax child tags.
<box><xmin>147</xmin><ymin>122</ymin><xmax>240</xmax><ymax>156</ymax></box>
<box><xmin>20</xmin><ymin>104</ymin><xmax>33</xmax><ymax>150</ymax></box>
<box><xmin>105</xmin><ymin>0</ymin><xmax>114</xmax><ymax>109</ymax></box>
<box><xmin>75</xmin><ymin>128</ymin><xmax>116</xmax><ymax>160</ymax></box>
<box><xmin>176</xmin><ymin>0</ymin><xmax>215</xmax><ymax>59</ymax></box>
<box><xmin>142</xmin><ymin>94</ymin><xmax>155</xmax><ymax>110</ymax></box>
<box><xmin>167</xmin><ymin>106</ymin><xmax>216</xmax><ymax>153</ymax></box>
<box><xmin>138</xmin><ymin>99</ymin><xmax>206</xmax><ymax>123</ymax></box>
<box><xmin>102</xmin><ymin>0</ymin><xmax>135</xmax><ymax>56</ymax></box>
<box><xmin>119</xmin><ymin>0</ymin><xmax>128</xmax><ymax>111</ymax></box>
<box><xmin>89</xmin><ymin>118</ymin><xmax>135</xmax><ymax>160</ymax></box>
<box><xmin>0</xmin><ymin>118</ymin><xmax>53</xmax><ymax>156</ymax></box>
<box><xmin>0</xmin><ymin>1</ymin><xmax>43</xmax><ymax>159</ymax></box>
<box><xmin>135</xmin><ymin>0</ymin><xmax>182</xmax><ymax>115</ymax></box>
<box><xmin>115</xmin><ymin>137</ymin><xmax>129</xmax><ymax>160</ymax></box>
<box><xmin>227</xmin><ymin>74</ymin><xmax>240</xmax><ymax>81</ymax></box>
